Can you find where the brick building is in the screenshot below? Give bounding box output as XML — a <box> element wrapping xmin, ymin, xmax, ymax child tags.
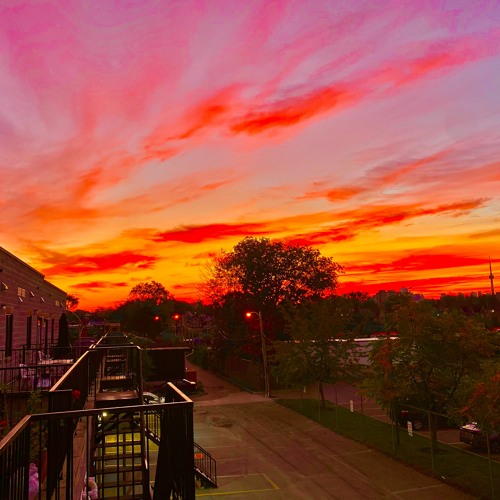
<box><xmin>0</xmin><ymin>246</ymin><xmax>67</xmax><ymax>356</ymax></box>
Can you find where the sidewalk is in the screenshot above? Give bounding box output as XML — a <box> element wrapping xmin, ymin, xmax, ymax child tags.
<box><xmin>187</xmin><ymin>362</ymin><xmax>474</xmax><ymax>499</ymax></box>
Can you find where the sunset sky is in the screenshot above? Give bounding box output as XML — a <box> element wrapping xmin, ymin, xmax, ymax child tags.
<box><xmin>1</xmin><ymin>1</ymin><xmax>499</xmax><ymax>310</ymax></box>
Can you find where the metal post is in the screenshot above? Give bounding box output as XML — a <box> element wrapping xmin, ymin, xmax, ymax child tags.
<box><xmin>258</xmin><ymin>312</ymin><xmax>270</xmax><ymax>398</ymax></box>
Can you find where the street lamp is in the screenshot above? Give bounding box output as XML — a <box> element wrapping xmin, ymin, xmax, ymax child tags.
<box><xmin>245</xmin><ymin>311</ymin><xmax>270</xmax><ymax>398</ymax></box>
<box><xmin>64</xmin><ymin>308</ymin><xmax>84</xmax><ymax>336</ymax></box>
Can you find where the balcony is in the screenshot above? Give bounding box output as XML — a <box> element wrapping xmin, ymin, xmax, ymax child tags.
<box><xmin>0</xmin><ymin>332</ymin><xmax>217</xmax><ymax>499</ymax></box>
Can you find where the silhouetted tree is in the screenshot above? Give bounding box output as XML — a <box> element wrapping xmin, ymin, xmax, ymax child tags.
<box><xmin>65</xmin><ymin>294</ymin><xmax>79</xmax><ymax>310</ymax></box>
<box><xmin>203</xmin><ymin>237</ymin><xmax>342</xmax><ymax>308</ymax></box>
<box><xmin>202</xmin><ymin>237</ymin><xmax>343</xmax><ymax>342</ymax></box>
<box><xmin>128</xmin><ymin>281</ymin><xmax>173</xmax><ymax>304</ymax></box>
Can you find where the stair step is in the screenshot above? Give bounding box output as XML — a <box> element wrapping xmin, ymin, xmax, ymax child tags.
<box><xmin>98</xmin><ymin>478</ymin><xmax>143</xmax><ymax>488</ymax></box>
<box><xmin>95</xmin><ymin>441</ymin><xmax>141</xmax><ymax>456</ymax></box>
<box><xmin>96</xmin><ymin>496</ymin><xmax>144</xmax><ymax>500</ymax></box>
<box><xmin>95</xmin><ymin>464</ymin><xmax>143</xmax><ymax>474</ymax></box>
<box><xmin>95</xmin><ymin>451</ymin><xmax>142</xmax><ymax>459</ymax></box>
<box><xmin>95</xmin><ymin>461</ymin><xmax>142</xmax><ymax>470</ymax></box>
<box><xmin>98</xmin><ymin>429</ymin><xmax>141</xmax><ymax>436</ymax></box>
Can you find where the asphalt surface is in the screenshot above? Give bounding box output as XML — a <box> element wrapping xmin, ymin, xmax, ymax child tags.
<box><xmin>187</xmin><ymin>362</ymin><xmax>475</xmax><ymax>499</ymax></box>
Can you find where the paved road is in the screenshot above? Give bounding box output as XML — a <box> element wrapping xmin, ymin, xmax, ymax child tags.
<box><xmin>188</xmin><ymin>362</ymin><xmax>475</xmax><ymax>499</ymax></box>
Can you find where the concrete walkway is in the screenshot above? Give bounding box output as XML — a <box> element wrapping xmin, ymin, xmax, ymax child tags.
<box><xmin>187</xmin><ymin>362</ymin><xmax>475</xmax><ymax>499</ymax></box>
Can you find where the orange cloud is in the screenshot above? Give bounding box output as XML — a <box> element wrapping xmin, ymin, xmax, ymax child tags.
<box><xmin>286</xmin><ymin>198</ymin><xmax>488</xmax><ymax>246</ymax></box>
<box><xmin>299</xmin><ymin>186</ymin><xmax>365</xmax><ymax>202</ymax></box>
<box><xmin>152</xmin><ymin>223</ymin><xmax>272</xmax><ymax>244</ymax></box>
<box><xmin>41</xmin><ymin>251</ymin><xmax>157</xmax><ymax>276</ymax></box>
<box><xmin>71</xmin><ymin>281</ymin><xmax>129</xmax><ymax>290</ymax></box>
<box><xmin>346</xmin><ymin>254</ymin><xmax>494</xmax><ymax>274</ymax></box>
<box><xmin>338</xmin><ymin>274</ymin><xmax>484</xmax><ymax>298</ymax></box>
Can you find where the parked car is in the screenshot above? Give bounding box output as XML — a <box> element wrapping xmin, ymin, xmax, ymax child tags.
<box><xmin>396</xmin><ymin>405</ymin><xmax>428</xmax><ymax>431</ymax></box>
<box><xmin>394</xmin><ymin>400</ymin><xmax>457</xmax><ymax>431</ymax></box>
<box><xmin>459</xmin><ymin>422</ymin><xmax>500</xmax><ymax>453</ymax></box>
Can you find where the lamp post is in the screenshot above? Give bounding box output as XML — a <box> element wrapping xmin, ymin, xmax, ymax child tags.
<box><xmin>246</xmin><ymin>311</ymin><xmax>270</xmax><ymax>398</ymax></box>
<box><xmin>64</xmin><ymin>308</ymin><xmax>84</xmax><ymax>336</ymax></box>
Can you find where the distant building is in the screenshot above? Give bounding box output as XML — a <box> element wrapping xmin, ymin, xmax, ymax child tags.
<box><xmin>0</xmin><ymin>246</ymin><xmax>66</xmax><ymax>355</ymax></box>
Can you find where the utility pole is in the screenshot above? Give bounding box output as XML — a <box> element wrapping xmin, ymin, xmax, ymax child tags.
<box><xmin>246</xmin><ymin>311</ymin><xmax>270</xmax><ymax>398</ymax></box>
<box><xmin>489</xmin><ymin>257</ymin><xmax>495</xmax><ymax>296</ymax></box>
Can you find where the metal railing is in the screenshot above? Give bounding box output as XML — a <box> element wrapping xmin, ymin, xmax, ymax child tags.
<box><xmin>0</xmin><ymin>344</ymin><xmax>79</xmax><ymax>369</ymax></box>
<box><xmin>0</xmin><ymin>333</ymin><xmax>197</xmax><ymax>499</ymax></box>
<box><xmin>144</xmin><ymin>399</ymin><xmax>217</xmax><ymax>488</ymax></box>
<box><xmin>194</xmin><ymin>442</ymin><xmax>218</xmax><ymax>487</ymax></box>
<box><xmin>0</xmin><ymin>400</ymin><xmax>195</xmax><ymax>499</ymax></box>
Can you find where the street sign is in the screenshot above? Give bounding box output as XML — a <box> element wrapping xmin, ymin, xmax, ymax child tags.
<box><xmin>407</xmin><ymin>421</ymin><xmax>413</xmax><ymax>437</ymax></box>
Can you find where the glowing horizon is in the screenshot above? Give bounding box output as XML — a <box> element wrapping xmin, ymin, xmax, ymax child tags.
<box><xmin>1</xmin><ymin>1</ymin><xmax>499</xmax><ymax>310</ymax></box>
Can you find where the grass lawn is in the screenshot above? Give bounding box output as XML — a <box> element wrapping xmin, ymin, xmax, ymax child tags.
<box><xmin>277</xmin><ymin>398</ymin><xmax>499</xmax><ymax>499</ymax></box>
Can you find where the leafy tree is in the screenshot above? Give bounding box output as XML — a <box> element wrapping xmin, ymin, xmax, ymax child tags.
<box><xmin>65</xmin><ymin>294</ymin><xmax>79</xmax><ymax>310</ymax></box>
<box><xmin>128</xmin><ymin>281</ymin><xmax>173</xmax><ymax>304</ymax></box>
<box><xmin>108</xmin><ymin>282</ymin><xmax>178</xmax><ymax>338</ymax></box>
<box><xmin>202</xmin><ymin>237</ymin><xmax>343</xmax><ymax>310</ymax></box>
<box><xmin>461</xmin><ymin>361</ymin><xmax>500</xmax><ymax>439</ymax></box>
<box><xmin>272</xmin><ymin>298</ymin><xmax>359</xmax><ymax>408</ymax></box>
<box><xmin>203</xmin><ymin>237</ymin><xmax>343</xmax><ymax>343</ymax></box>
<box><xmin>366</xmin><ymin>294</ymin><xmax>498</xmax><ymax>443</ymax></box>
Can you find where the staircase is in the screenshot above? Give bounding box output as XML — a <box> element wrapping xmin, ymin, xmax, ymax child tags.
<box><xmin>93</xmin><ymin>410</ymin><xmax>151</xmax><ymax>499</ymax></box>
<box><xmin>92</xmin><ymin>347</ymin><xmax>151</xmax><ymax>499</ymax></box>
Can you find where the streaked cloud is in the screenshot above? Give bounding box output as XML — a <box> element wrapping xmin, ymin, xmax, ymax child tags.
<box><xmin>152</xmin><ymin>223</ymin><xmax>273</xmax><ymax>244</ymax></box>
<box><xmin>41</xmin><ymin>251</ymin><xmax>158</xmax><ymax>277</ymax></box>
<box><xmin>1</xmin><ymin>1</ymin><xmax>499</xmax><ymax>308</ymax></box>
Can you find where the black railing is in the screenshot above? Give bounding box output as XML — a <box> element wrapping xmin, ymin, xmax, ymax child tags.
<box><xmin>0</xmin><ymin>396</ymin><xmax>195</xmax><ymax>498</ymax></box>
<box><xmin>0</xmin><ymin>344</ymin><xmax>79</xmax><ymax>368</ymax></box>
<box><xmin>0</xmin><ymin>332</ymin><xmax>197</xmax><ymax>499</ymax></box>
<box><xmin>194</xmin><ymin>442</ymin><xmax>218</xmax><ymax>487</ymax></box>
<box><xmin>144</xmin><ymin>397</ymin><xmax>217</xmax><ymax>489</ymax></box>
<box><xmin>49</xmin><ymin>349</ymin><xmax>100</xmax><ymax>411</ymax></box>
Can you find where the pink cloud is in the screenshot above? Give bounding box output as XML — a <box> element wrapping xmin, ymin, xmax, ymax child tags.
<box><xmin>230</xmin><ymin>87</ymin><xmax>352</xmax><ymax>135</ymax></box>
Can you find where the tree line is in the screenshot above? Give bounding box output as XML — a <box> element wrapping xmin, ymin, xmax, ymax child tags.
<box><xmin>68</xmin><ymin>236</ymin><xmax>499</xmax><ymax>438</ymax></box>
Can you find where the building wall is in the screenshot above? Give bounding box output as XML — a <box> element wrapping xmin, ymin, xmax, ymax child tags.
<box><xmin>0</xmin><ymin>247</ymin><xmax>67</xmax><ymax>355</ymax></box>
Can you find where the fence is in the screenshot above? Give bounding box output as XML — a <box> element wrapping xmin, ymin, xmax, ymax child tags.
<box><xmin>278</xmin><ymin>384</ymin><xmax>499</xmax><ymax>499</ymax></box>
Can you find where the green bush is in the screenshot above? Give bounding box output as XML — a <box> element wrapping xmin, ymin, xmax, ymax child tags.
<box><xmin>190</xmin><ymin>345</ymin><xmax>209</xmax><ymax>369</ymax></box>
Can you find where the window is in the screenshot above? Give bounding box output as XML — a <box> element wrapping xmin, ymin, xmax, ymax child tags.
<box><xmin>26</xmin><ymin>315</ymin><xmax>32</xmax><ymax>348</ymax></box>
<box><xmin>37</xmin><ymin>317</ymin><xmax>43</xmax><ymax>345</ymax></box>
<box><xmin>44</xmin><ymin>319</ymin><xmax>49</xmax><ymax>350</ymax></box>
<box><xmin>17</xmin><ymin>287</ymin><xmax>26</xmax><ymax>298</ymax></box>
<box><xmin>50</xmin><ymin>319</ymin><xmax>55</xmax><ymax>344</ymax></box>
<box><xmin>5</xmin><ymin>314</ymin><xmax>13</xmax><ymax>357</ymax></box>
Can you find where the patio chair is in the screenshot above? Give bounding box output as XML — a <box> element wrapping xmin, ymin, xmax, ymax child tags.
<box><xmin>38</xmin><ymin>351</ymin><xmax>51</xmax><ymax>362</ymax></box>
<box><xmin>19</xmin><ymin>364</ymin><xmax>36</xmax><ymax>390</ymax></box>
